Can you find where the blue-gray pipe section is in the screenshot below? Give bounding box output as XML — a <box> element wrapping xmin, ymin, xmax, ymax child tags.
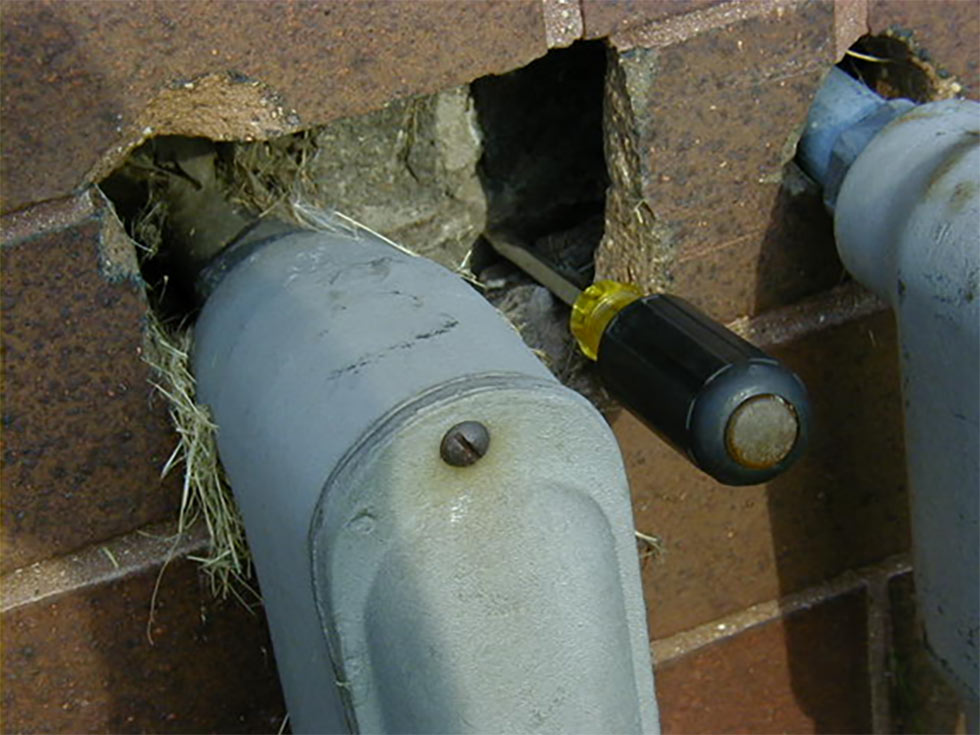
<box><xmin>797</xmin><ymin>67</ymin><xmax>914</xmax><ymax>209</ymax></box>
<box><xmin>799</xmin><ymin>69</ymin><xmax>980</xmax><ymax>727</ymax></box>
<box><xmin>191</xmin><ymin>225</ymin><xmax>659</xmax><ymax>733</ymax></box>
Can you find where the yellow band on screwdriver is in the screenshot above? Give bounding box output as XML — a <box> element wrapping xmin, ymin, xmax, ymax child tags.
<box><xmin>570</xmin><ymin>280</ymin><xmax>644</xmax><ymax>361</ymax></box>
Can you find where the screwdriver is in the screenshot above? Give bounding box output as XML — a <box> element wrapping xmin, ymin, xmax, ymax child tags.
<box><xmin>485</xmin><ymin>231</ymin><xmax>810</xmax><ymax>486</ymax></box>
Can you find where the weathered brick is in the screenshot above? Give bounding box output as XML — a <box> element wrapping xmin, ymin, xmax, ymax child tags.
<box><xmin>597</xmin><ymin>0</ymin><xmax>849</xmax><ymax>321</ymax></box>
<box><xmin>0</xmin><ymin>196</ymin><xmax>179</xmax><ymax>573</ymax></box>
<box><xmin>1</xmin><ymin>555</ymin><xmax>283</xmax><ymax>734</ymax></box>
<box><xmin>668</xmin><ymin>165</ymin><xmax>842</xmax><ymax>319</ymax></box>
<box><xmin>655</xmin><ymin>589</ymin><xmax>872</xmax><ymax>733</ymax></box>
<box><xmin>622</xmin><ymin>300</ymin><xmax>909</xmax><ymax>638</ymax></box>
<box><xmin>581</xmin><ymin>0</ymin><xmax>726</xmax><ymax>39</ymax></box>
<box><xmin>0</xmin><ymin>0</ymin><xmax>547</xmax><ymax>214</ymax></box>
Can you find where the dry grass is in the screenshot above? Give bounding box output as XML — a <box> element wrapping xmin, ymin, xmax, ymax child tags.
<box><xmin>142</xmin><ymin>313</ymin><xmax>255</xmax><ymax>602</ymax></box>
<box><xmin>226</xmin><ymin>132</ymin><xmax>422</xmax><ymax>260</ymax></box>
<box><xmin>122</xmin><ymin>123</ymin><xmax>630</xmax><ymax>606</ymax></box>
<box><xmin>132</xmin><ymin>198</ymin><xmax>168</xmax><ymax>257</ymax></box>
<box><xmin>225</xmin><ymin>130</ymin><xmax>321</xmax><ymax>220</ymax></box>
<box><xmin>118</xmin><ymin>158</ymin><xmax>254</xmax><ymax>601</ymax></box>
<box><xmin>125</xmin><ymin>130</ymin><xmax>425</xmax><ymax>603</ymax></box>
<box><xmin>635</xmin><ymin>530</ymin><xmax>665</xmax><ymax>563</ymax></box>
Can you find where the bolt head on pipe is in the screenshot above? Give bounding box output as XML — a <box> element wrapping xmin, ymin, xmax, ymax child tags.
<box><xmin>440</xmin><ymin>421</ymin><xmax>490</xmax><ymax>467</ymax></box>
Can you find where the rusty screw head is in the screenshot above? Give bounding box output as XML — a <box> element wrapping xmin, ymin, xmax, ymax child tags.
<box><xmin>725</xmin><ymin>394</ymin><xmax>799</xmax><ymax>470</ymax></box>
<box><xmin>440</xmin><ymin>421</ymin><xmax>490</xmax><ymax>467</ymax></box>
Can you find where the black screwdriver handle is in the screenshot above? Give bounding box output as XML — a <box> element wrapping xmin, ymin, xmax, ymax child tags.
<box><xmin>597</xmin><ymin>294</ymin><xmax>810</xmax><ymax>486</ymax></box>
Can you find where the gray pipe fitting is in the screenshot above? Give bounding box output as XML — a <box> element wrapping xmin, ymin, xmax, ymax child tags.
<box><xmin>800</xmin><ymin>67</ymin><xmax>979</xmax><ymax>726</ymax></box>
<box><xmin>797</xmin><ymin>67</ymin><xmax>914</xmax><ymax>209</ymax></box>
<box><xmin>833</xmin><ymin>99</ymin><xmax>979</xmax><ymax>712</ymax></box>
<box><xmin>192</xmin><ymin>225</ymin><xmax>659</xmax><ymax>733</ymax></box>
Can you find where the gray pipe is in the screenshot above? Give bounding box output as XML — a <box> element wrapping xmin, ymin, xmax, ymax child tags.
<box><xmin>797</xmin><ymin>67</ymin><xmax>914</xmax><ymax>210</ymax></box>
<box><xmin>191</xmin><ymin>223</ymin><xmax>659</xmax><ymax>733</ymax></box>
<box><xmin>800</xmin><ymin>71</ymin><xmax>980</xmax><ymax>724</ymax></box>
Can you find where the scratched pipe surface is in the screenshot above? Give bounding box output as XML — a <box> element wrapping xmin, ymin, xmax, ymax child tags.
<box><xmin>191</xmin><ymin>224</ymin><xmax>659</xmax><ymax>734</ymax></box>
<box><xmin>801</xmin><ymin>73</ymin><xmax>979</xmax><ymax>726</ymax></box>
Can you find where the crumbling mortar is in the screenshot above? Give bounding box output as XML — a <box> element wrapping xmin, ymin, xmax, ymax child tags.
<box><xmin>597</xmin><ymin>45</ymin><xmax>676</xmax><ymax>292</ymax></box>
<box><xmin>94</xmin><ymin>190</ymin><xmax>144</xmax><ymax>287</ymax></box>
<box><xmin>85</xmin><ymin>71</ymin><xmax>304</xmax><ymax>189</ymax></box>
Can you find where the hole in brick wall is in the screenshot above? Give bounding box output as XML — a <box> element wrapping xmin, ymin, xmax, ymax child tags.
<box><xmin>100</xmin><ymin>40</ymin><xmax>612</xmax><ymax>401</ymax></box>
<box><xmin>839</xmin><ymin>32</ymin><xmax>963</xmax><ymax>103</ymax></box>
<box><xmin>472</xmin><ymin>40</ymin><xmax>607</xmax><ymax>239</ymax></box>
<box><xmin>101</xmin><ymin>136</ymin><xmax>228</xmax><ymax>321</ymax></box>
<box><xmin>468</xmin><ymin>39</ymin><xmax>608</xmax><ymax>282</ymax></box>
<box><xmin>95</xmin><ymin>42</ymin><xmax>614</xmax><ymax>600</ymax></box>
<box><xmin>101</xmin><ymin>41</ymin><xmax>610</xmax><ymax>319</ymax></box>
<box><xmin>467</xmin><ymin>39</ymin><xmax>610</xmax><ymax>405</ymax></box>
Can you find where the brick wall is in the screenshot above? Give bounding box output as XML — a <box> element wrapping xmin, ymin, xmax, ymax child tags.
<box><xmin>2</xmin><ymin>1</ymin><xmax>976</xmax><ymax>732</ymax></box>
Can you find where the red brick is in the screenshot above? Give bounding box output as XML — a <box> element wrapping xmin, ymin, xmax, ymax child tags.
<box><xmin>581</xmin><ymin>0</ymin><xmax>725</xmax><ymax>39</ymax></box>
<box><xmin>655</xmin><ymin>589</ymin><xmax>872</xmax><ymax>733</ymax></box>
<box><xmin>835</xmin><ymin>0</ymin><xmax>871</xmax><ymax>58</ymax></box>
<box><xmin>1</xmin><ymin>198</ymin><xmax>180</xmax><ymax>573</ymax></box>
<box><xmin>623</xmin><ymin>304</ymin><xmax>909</xmax><ymax>638</ymax></box>
<box><xmin>0</xmin><ymin>0</ymin><xmax>547</xmax><ymax>213</ymax></box>
<box><xmin>597</xmin><ymin>0</ymin><xmax>843</xmax><ymax>321</ymax></box>
<box><xmin>1</xmin><ymin>557</ymin><xmax>284</xmax><ymax>734</ymax></box>
<box><xmin>668</xmin><ymin>166</ymin><xmax>842</xmax><ymax>320</ymax></box>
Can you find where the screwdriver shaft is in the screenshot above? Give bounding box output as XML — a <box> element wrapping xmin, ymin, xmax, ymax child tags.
<box><xmin>483</xmin><ymin>231</ymin><xmax>582</xmax><ymax>307</ymax></box>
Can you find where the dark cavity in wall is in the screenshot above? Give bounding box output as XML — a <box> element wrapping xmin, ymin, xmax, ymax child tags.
<box><xmin>469</xmin><ymin>39</ymin><xmax>608</xmax><ymax>283</ymax></box>
<box><xmin>99</xmin><ymin>41</ymin><xmax>612</xmax><ymax>403</ymax></box>
<box><xmin>100</xmin><ymin>135</ymin><xmax>248</xmax><ymax>322</ymax></box>
<box><xmin>468</xmin><ymin>40</ymin><xmax>610</xmax><ymax>408</ymax></box>
<box><xmin>839</xmin><ymin>32</ymin><xmax>961</xmax><ymax>102</ymax></box>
